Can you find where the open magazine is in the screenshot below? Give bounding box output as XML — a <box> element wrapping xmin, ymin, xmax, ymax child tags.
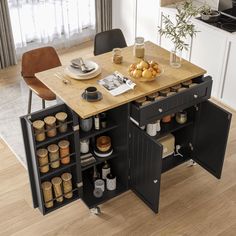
<box><xmin>98</xmin><ymin>71</ymin><xmax>136</xmax><ymax>96</ymax></box>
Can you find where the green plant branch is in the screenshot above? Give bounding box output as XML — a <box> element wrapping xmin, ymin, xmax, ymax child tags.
<box><xmin>158</xmin><ymin>0</ymin><xmax>202</xmax><ymax>51</ymax></box>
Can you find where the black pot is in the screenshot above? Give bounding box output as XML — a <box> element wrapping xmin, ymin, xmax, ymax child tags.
<box><xmin>201</xmin><ymin>10</ymin><xmax>221</xmax><ymax>23</ymax></box>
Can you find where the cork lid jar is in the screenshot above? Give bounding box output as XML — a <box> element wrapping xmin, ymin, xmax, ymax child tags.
<box><xmin>55</xmin><ymin>112</ymin><xmax>68</xmax><ymax>122</ymax></box>
<box><xmin>44</xmin><ymin>116</ymin><xmax>56</xmax><ymax>126</ymax></box>
<box><xmin>41</xmin><ymin>181</ymin><xmax>52</xmax><ymax>190</ymax></box>
<box><xmin>36</xmin><ymin>148</ymin><xmax>48</xmax><ymax>158</ymax></box>
<box><xmin>61</xmin><ymin>172</ymin><xmax>72</xmax><ymax>181</ymax></box>
<box><xmin>47</xmin><ymin>144</ymin><xmax>59</xmax><ymax>153</ymax></box>
<box><xmin>58</xmin><ymin>140</ymin><xmax>70</xmax><ymax>149</ymax></box>
<box><xmin>33</xmin><ymin>120</ymin><xmax>45</xmax><ymax>130</ymax></box>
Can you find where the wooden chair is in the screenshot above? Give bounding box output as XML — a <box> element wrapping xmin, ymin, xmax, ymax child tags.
<box><xmin>94</xmin><ymin>29</ymin><xmax>127</xmax><ymax>56</ymax></box>
<box><xmin>21</xmin><ymin>46</ymin><xmax>61</xmax><ymax>114</ymax></box>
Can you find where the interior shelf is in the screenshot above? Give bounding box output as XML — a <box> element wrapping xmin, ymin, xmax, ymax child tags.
<box><xmin>162</xmin><ymin>153</ymin><xmax>189</xmax><ymax>173</ymax></box>
<box><xmin>40</xmin><ymin>161</ymin><xmax>77</xmax><ymax>180</ymax></box>
<box><xmin>80</xmin><ymin>120</ymin><xmax>118</xmax><ymax>140</ymax></box>
<box><xmin>81</xmin><ymin>151</ymin><xmax>119</xmax><ymax>171</ymax></box>
<box><xmin>44</xmin><ymin>190</ymin><xmax>79</xmax><ymax>215</ymax></box>
<box><xmin>36</xmin><ymin>129</ymin><xmax>74</xmax><ymax>148</ymax></box>
<box><xmin>82</xmin><ymin>177</ymin><xmax>127</xmax><ymax>209</ymax></box>
<box><xmin>150</xmin><ymin>120</ymin><xmax>193</xmax><ymax>140</ymax></box>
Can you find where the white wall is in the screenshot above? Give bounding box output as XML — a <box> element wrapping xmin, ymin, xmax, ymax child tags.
<box><xmin>112</xmin><ymin>0</ymin><xmax>136</xmax><ymax>45</ymax></box>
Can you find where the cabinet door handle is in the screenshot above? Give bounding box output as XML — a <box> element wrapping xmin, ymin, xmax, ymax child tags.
<box><xmin>158</xmin><ymin>108</ymin><xmax>163</xmax><ymax>113</ymax></box>
<box><xmin>153</xmin><ymin>179</ymin><xmax>158</xmax><ymax>184</ymax></box>
<box><xmin>194</xmin><ymin>94</ymin><xmax>198</xmax><ymax>98</ymax></box>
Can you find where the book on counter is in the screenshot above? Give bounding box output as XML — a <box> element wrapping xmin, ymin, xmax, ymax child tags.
<box><xmin>98</xmin><ymin>71</ymin><xmax>136</xmax><ymax>96</ymax></box>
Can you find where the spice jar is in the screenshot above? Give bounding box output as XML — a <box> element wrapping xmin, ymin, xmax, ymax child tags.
<box><xmin>147</xmin><ymin>92</ymin><xmax>159</xmax><ymax>101</ymax></box>
<box><xmin>33</xmin><ymin>120</ymin><xmax>46</xmax><ymax>142</ymax></box>
<box><xmin>41</xmin><ymin>181</ymin><xmax>53</xmax><ymax>208</ymax></box>
<box><xmin>80</xmin><ymin>139</ymin><xmax>90</xmax><ymax>154</ymax></box>
<box><xmin>58</xmin><ymin>140</ymin><xmax>70</xmax><ymax>165</ymax></box>
<box><xmin>162</xmin><ymin>115</ymin><xmax>172</xmax><ymax>123</ymax></box>
<box><xmin>112</xmin><ymin>48</ymin><xmax>123</xmax><ymax>64</ymax></box>
<box><xmin>159</xmin><ymin>88</ymin><xmax>171</xmax><ymax>97</ymax></box>
<box><xmin>135</xmin><ymin>97</ymin><xmax>147</xmax><ymax>106</ymax></box>
<box><xmin>61</xmin><ymin>172</ymin><xmax>73</xmax><ymax>199</ymax></box>
<box><xmin>55</xmin><ymin>112</ymin><xmax>68</xmax><ymax>133</ymax></box>
<box><xmin>44</xmin><ymin>116</ymin><xmax>57</xmax><ymax>138</ymax></box>
<box><xmin>100</xmin><ymin>113</ymin><xmax>107</xmax><ymax>129</ymax></box>
<box><xmin>155</xmin><ymin>96</ymin><xmax>165</xmax><ymax>101</ymax></box>
<box><xmin>51</xmin><ymin>177</ymin><xmax>63</xmax><ymax>202</ymax></box>
<box><xmin>176</xmin><ymin>111</ymin><xmax>187</xmax><ymax>124</ymax></box>
<box><xmin>37</xmin><ymin>148</ymin><xmax>49</xmax><ymax>173</ymax></box>
<box><xmin>166</xmin><ymin>92</ymin><xmax>176</xmax><ymax>97</ymax></box>
<box><xmin>182</xmin><ymin>80</ymin><xmax>193</xmax><ymax>88</ymax></box>
<box><xmin>170</xmin><ymin>84</ymin><xmax>182</xmax><ymax>92</ymax></box>
<box><xmin>134</xmin><ymin>37</ymin><xmax>145</xmax><ymax>58</ymax></box>
<box><xmin>48</xmin><ymin>144</ymin><xmax>60</xmax><ymax>168</ymax></box>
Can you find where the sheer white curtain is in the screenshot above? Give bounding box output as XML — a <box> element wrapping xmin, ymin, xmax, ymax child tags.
<box><xmin>8</xmin><ymin>0</ymin><xmax>95</xmax><ymax>54</ymax></box>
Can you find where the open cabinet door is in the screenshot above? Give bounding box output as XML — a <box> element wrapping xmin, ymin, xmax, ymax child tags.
<box><xmin>130</xmin><ymin>122</ymin><xmax>162</xmax><ymax>213</ymax></box>
<box><xmin>193</xmin><ymin>101</ymin><xmax>232</xmax><ymax>179</ymax></box>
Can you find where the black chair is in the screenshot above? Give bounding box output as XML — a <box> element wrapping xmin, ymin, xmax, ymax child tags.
<box><xmin>94</xmin><ymin>29</ymin><xmax>127</xmax><ymax>56</ymax></box>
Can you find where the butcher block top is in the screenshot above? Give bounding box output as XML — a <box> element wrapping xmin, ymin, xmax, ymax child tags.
<box><xmin>35</xmin><ymin>41</ymin><xmax>206</xmax><ymax>118</ymax></box>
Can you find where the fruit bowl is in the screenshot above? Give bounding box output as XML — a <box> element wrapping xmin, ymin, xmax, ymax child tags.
<box><xmin>128</xmin><ymin>60</ymin><xmax>163</xmax><ymax>82</ymax></box>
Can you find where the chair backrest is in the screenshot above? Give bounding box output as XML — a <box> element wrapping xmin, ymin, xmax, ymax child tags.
<box><xmin>94</xmin><ymin>29</ymin><xmax>127</xmax><ymax>56</ymax></box>
<box><xmin>21</xmin><ymin>46</ymin><xmax>61</xmax><ymax>78</ymax></box>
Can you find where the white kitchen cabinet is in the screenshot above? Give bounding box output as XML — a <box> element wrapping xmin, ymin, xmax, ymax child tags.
<box><xmin>221</xmin><ymin>39</ymin><xmax>236</xmax><ymax>110</ymax></box>
<box><xmin>136</xmin><ymin>0</ymin><xmax>160</xmax><ymax>43</ymax></box>
<box><xmin>112</xmin><ymin>0</ymin><xmax>136</xmax><ymax>45</ymax></box>
<box><xmin>159</xmin><ymin>9</ymin><xmax>192</xmax><ymax>61</ymax></box>
<box><xmin>190</xmin><ymin>20</ymin><xmax>228</xmax><ymax>98</ymax></box>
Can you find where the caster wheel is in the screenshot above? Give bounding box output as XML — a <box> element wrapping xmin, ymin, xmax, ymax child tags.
<box><xmin>188</xmin><ymin>159</ymin><xmax>196</xmax><ymax>167</ymax></box>
<box><xmin>90</xmin><ymin>206</ymin><xmax>101</xmax><ymax>215</ymax></box>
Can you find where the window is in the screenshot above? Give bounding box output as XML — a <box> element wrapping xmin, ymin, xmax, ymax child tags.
<box><xmin>8</xmin><ymin>0</ymin><xmax>95</xmax><ymax>54</ymax></box>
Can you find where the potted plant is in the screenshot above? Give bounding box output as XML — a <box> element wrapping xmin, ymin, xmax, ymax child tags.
<box><xmin>158</xmin><ymin>0</ymin><xmax>201</xmax><ymax>68</ymax></box>
<box><xmin>200</xmin><ymin>4</ymin><xmax>220</xmax><ymax>23</ymax></box>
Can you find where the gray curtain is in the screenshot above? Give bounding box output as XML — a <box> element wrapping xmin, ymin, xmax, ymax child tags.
<box><xmin>0</xmin><ymin>0</ymin><xmax>17</xmax><ymax>69</ymax></box>
<box><xmin>95</xmin><ymin>0</ymin><xmax>112</xmax><ymax>33</ymax></box>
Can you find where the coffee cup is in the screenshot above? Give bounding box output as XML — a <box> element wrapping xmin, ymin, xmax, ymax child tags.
<box><xmin>84</xmin><ymin>87</ymin><xmax>98</xmax><ymax>100</ymax></box>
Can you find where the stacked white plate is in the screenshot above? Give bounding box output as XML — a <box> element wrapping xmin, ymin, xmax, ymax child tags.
<box><xmin>64</xmin><ymin>60</ymin><xmax>101</xmax><ymax>80</ymax></box>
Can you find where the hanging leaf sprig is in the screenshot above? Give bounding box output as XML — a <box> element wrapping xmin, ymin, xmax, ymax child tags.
<box><xmin>158</xmin><ymin>0</ymin><xmax>202</xmax><ymax>51</ymax></box>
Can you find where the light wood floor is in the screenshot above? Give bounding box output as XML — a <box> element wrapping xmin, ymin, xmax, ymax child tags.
<box><xmin>0</xmin><ymin>41</ymin><xmax>236</xmax><ymax>236</ymax></box>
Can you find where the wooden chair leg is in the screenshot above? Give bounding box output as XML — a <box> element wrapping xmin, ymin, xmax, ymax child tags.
<box><xmin>42</xmin><ymin>99</ymin><xmax>46</xmax><ymax>109</ymax></box>
<box><xmin>28</xmin><ymin>90</ymin><xmax>32</xmax><ymax>114</ymax></box>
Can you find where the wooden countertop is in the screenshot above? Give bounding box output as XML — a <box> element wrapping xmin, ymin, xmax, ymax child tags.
<box><xmin>36</xmin><ymin>41</ymin><xmax>206</xmax><ymax>118</ymax></box>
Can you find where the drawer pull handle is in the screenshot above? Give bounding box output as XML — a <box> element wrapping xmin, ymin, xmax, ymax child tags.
<box><xmin>158</xmin><ymin>108</ymin><xmax>163</xmax><ymax>113</ymax></box>
<box><xmin>153</xmin><ymin>179</ymin><xmax>158</xmax><ymax>184</ymax></box>
<box><xmin>194</xmin><ymin>94</ymin><xmax>198</xmax><ymax>98</ymax></box>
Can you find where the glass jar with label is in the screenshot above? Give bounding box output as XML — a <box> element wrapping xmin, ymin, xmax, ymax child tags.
<box><xmin>133</xmin><ymin>37</ymin><xmax>145</xmax><ymax>58</ymax></box>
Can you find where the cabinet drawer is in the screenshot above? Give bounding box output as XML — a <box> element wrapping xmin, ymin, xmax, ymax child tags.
<box><xmin>130</xmin><ymin>76</ymin><xmax>212</xmax><ymax>126</ymax></box>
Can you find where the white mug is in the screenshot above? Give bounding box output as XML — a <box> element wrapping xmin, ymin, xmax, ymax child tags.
<box><xmin>80</xmin><ymin>139</ymin><xmax>89</xmax><ymax>154</ymax></box>
<box><xmin>146</xmin><ymin>123</ymin><xmax>157</xmax><ymax>136</ymax></box>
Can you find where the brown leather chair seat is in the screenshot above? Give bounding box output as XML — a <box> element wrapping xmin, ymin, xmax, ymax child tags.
<box><xmin>23</xmin><ymin>77</ymin><xmax>56</xmax><ymax>100</ymax></box>
<box><xmin>21</xmin><ymin>46</ymin><xmax>61</xmax><ymax>113</ymax></box>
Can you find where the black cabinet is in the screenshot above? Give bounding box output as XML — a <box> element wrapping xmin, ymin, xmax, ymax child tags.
<box><xmin>21</xmin><ymin>76</ymin><xmax>232</xmax><ymax>215</ymax></box>
<box><xmin>129</xmin><ymin>76</ymin><xmax>232</xmax><ymax>213</ymax></box>
<box><xmin>192</xmin><ymin>101</ymin><xmax>232</xmax><ymax>179</ymax></box>
<box><xmin>20</xmin><ymin>103</ymin><xmax>82</xmax><ymax>215</ymax></box>
<box><xmin>130</xmin><ymin>123</ymin><xmax>162</xmax><ymax>213</ymax></box>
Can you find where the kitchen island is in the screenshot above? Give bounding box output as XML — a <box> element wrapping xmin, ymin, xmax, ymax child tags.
<box><xmin>21</xmin><ymin>42</ymin><xmax>232</xmax><ymax>215</ymax></box>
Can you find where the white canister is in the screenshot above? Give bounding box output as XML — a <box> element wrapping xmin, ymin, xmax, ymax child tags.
<box><xmin>80</xmin><ymin>139</ymin><xmax>89</xmax><ymax>154</ymax></box>
<box><xmin>146</xmin><ymin>122</ymin><xmax>157</xmax><ymax>136</ymax></box>
<box><xmin>156</xmin><ymin>120</ymin><xmax>161</xmax><ymax>132</ymax></box>
<box><xmin>106</xmin><ymin>174</ymin><xmax>116</xmax><ymax>191</ymax></box>
<box><xmin>94</xmin><ymin>179</ymin><xmax>105</xmax><ymax>192</ymax></box>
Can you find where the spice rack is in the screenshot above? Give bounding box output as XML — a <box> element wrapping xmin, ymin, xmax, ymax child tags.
<box><xmin>21</xmin><ymin>103</ymin><xmax>82</xmax><ymax>215</ymax></box>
